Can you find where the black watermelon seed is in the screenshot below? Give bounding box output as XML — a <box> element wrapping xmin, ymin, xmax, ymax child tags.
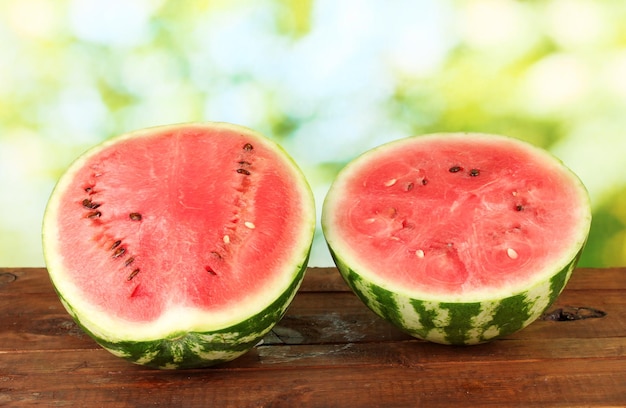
<box><xmin>516</xmin><ymin>204</ymin><xmax>524</xmax><ymax>211</ymax></box>
<box><xmin>129</xmin><ymin>212</ymin><xmax>142</xmax><ymax>221</ymax></box>
<box><xmin>237</xmin><ymin>168</ymin><xmax>251</xmax><ymax>175</ymax></box>
<box><xmin>124</xmin><ymin>257</ymin><xmax>135</xmax><ymax>267</ymax></box>
<box><xmin>469</xmin><ymin>169</ymin><xmax>480</xmax><ymax>177</ymax></box>
<box><xmin>87</xmin><ymin>211</ymin><xmax>102</xmax><ymax>219</ymax></box>
<box><xmin>405</xmin><ymin>182</ymin><xmax>414</xmax><ymax>191</ymax></box>
<box><xmin>82</xmin><ymin>198</ymin><xmax>100</xmax><ymax>209</ymax></box>
<box><xmin>110</xmin><ymin>240</ymin><xmax>122</xmax><ymax>251</ymax></box>
<box><xmin>243</xmin><ymin>143</ymin><xmax>253</xmax><ymax>151</ymax></box>
<box><xmin>421</xmin><ymin>178</ymin><xmax>428</xmax><ymax>185</ymax></box>
<box><xmin>112</xmin><ymin>247</ymin><xmax>126</xmax><ymax>259</ymax></box>
<box><xmin>449</xmin><ymin>166</ymin><xmax>462</xmax><ymax>173</ymax></box>
<box><xmin>127</xmin><ymin>269</ymin><xmax>140</xmax><ymax>281</ymax></box>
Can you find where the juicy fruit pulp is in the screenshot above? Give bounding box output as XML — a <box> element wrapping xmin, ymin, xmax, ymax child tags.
<box><xmin>322</xmin><ymin>133</ymin><xmax>591</xmax><ymax>344</ymax></box>
<box><xmin>42</xmin><ymin>122</ymin><xmax>316</xmax><ymax>368</ymax></box>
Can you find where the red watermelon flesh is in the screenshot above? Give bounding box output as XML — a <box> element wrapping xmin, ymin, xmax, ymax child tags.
<box><xmin>323</xmin><ymin>133</ymin><xmax>591</xmax><ymax>301</ymax></box>
<box><xmin>43</xmin><ymin>122</ymin><xmax>315</xmax><ymax>350</ymax></box>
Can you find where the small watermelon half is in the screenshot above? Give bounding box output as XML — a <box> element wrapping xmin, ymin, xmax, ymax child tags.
<box><xmin>42</xmin><ymin>122</ymin><xmax>315</xmax><ymax>368</ymax></box>
<box><xmin>322</xmin><ymin>133</ymin><xmax>591</xmax><ymax>345</ymax></box>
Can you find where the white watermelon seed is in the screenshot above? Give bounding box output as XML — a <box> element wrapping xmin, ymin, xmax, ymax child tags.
<box><xmin>223</xmin><ymin>235</ymin><xmax>230</xmax><ymax>244</ymax></box>
<box><xmin>415</xmin><ymin>249</ymin><xmax>425</xmax><ymax>258</ymax></box>
<box><xmin>384</xmin><ymin>178</ymin><xmax>397</xmax><ymax>187</ymax></box>
<box><xmin>507</xmin><ymin>248</ymin><xmax>519</xmax><ymax>259</ymax></box>
<box><xmin>244</xmin><ymin>221</ymin><xmax>255</xmax><ymax>229</ymax></box>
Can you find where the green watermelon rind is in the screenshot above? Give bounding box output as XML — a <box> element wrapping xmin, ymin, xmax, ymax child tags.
<box><xmin>56</xmin><ymin>252</ymin><xmax>310</xmax><ymax>369</ymax></box>
<box><xmin>328</xmin><ymin>245</ymin><xmax>581</xmax><ymax>345</ymax></box>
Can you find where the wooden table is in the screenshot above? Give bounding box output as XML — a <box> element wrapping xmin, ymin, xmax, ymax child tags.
<box><xmin>1</xmin><ymin>267</ymin><xmax>625</xmax><ymax>407</ymax></box>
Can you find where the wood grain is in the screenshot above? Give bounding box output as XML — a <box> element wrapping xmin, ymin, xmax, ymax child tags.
<box><xmin>1</xmin><ymin>267</ymin><xmax>625</xmax><ymax>407</ymax></box>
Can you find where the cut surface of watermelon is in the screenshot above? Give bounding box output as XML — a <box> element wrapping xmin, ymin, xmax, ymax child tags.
<box><xmin>322</xmin><ymin>133</ymin><xmax>591</xmax><ymax>344</ymax></box>
<box><xmin>43</xmin><ymin>122</ymin><xmax>315</xmax><ymax>367</ymax></box>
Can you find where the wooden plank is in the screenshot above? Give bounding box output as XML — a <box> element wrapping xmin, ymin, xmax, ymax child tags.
<box><xmin>2</xmin><ymin>350</ymin><xmax>625</xmax><ymax>407</ymax></box>
<box><xmin>6</xmin><ymin>335</ymin><xmax>624</xmax><ymax>372</ymax></box>
<box><xmin>565</xmin><ymin>267</ymin><xmax>626</xmax><ymax>290</ymax></box>
<box><xmin>0</xmin><ymin>268</ymin><xmax>56</xmax><ymax>294</ymax></box>
<box><xmin>0</xmin><ymin>290</ymin><xmax>410</xmax><ymax>351</ymax></box>
<box><xmin>523</xmin><ymin>290</ymin><xmax>626</xmax><ymax>339</ymax></box>
<box><xmin>3</xmin><ymin>286</ymin><xmax>622</xmax><ymax>351</ymax></box>
<box><xmin>0</xmin><ymin>267</ymin><xmax>351</xmax><ymax>294</ymax></box>
<box><xmin>0</xmin><ymin>291</ymin><xmax>97</xmax><ymax>351</ymax></box>
<box><xmin>1</xmin><ymin>272</ymin><xmax>624</xmax><ymax>351</ymax></box>
<box><xmin>1</xmin><ymin>267</ymin><xmax>625</xmax><ymax>407</ymax></box>
<box><xmin>1</xmin><ymin>267</ymin><xmax>624</xmax><ymax>294</ymax></box>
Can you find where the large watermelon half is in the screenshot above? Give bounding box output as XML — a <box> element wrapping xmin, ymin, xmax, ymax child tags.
<box><xmin>42</xmin><ymin>122</ymin><xmax>316</xmax><ymax>368</ymax></box>
<box><xmin>322</xmin><ymin>133</ymin><xmax>591</xmax><ymax>345</ymax></box>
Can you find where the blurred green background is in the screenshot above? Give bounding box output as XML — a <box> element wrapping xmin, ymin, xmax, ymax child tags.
<box><xmin>1</xmin><ymin>0</ymin><xmax>625</xmax><ymax>267</ymax></box>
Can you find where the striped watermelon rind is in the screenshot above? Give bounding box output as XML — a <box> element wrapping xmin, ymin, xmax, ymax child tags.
<box><xmin>56</xmin><ymin>253</ymin><xmax>309</xmax><ymax>369</ymax></box>
<box><xmin>328</xmin><ymin>246</ymin><xmax>581</xmax><ymax>345</ymax></box>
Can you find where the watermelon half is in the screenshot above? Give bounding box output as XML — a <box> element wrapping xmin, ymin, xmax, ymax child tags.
<box><xmin>42</xmin><ymin>122</ymin><xmax>315</xmax><ymax>368</ymax></box>
<box><xmin>322</xmin><ymin>133</ymin><xmax>591</xmax><ymax>345</ymax></box>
